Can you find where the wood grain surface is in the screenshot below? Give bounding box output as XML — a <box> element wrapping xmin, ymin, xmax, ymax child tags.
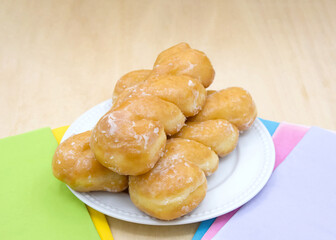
<box><xmin>1</xmin><ymin>0</ymin><xmax>336</xmax><ymax>239</ymax></box>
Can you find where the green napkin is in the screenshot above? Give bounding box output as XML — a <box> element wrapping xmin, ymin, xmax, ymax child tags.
<box><xmin>0</xmin><ymin>128</ymin><xmax>100</xmax><ymax>240</ymax></box>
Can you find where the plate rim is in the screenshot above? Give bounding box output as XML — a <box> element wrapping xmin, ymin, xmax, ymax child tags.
<box><xmin>63</xmin><ymin>99</ymin><xmax>275</xmax><ymax>226</ymax></box>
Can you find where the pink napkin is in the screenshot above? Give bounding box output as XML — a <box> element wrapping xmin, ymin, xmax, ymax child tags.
<box><xmin>201</xmin><ymin>123</ymin><xmax>309</xmax><ymax>240</ymax></box>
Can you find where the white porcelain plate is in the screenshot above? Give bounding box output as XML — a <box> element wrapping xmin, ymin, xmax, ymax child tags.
<box><xmin>62</xmin><ymin>99</ymin><xmax>275</xmax><ymax>225</ymax></box>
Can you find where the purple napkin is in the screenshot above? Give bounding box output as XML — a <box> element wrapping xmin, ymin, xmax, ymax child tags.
<box><xmin>213</xmin><ymin>127</ymin><xmax>336</xmax><ymax>240</ymax></box>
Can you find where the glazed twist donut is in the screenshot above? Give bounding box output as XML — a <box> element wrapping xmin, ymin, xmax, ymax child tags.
<box><xmin>129</xmin><ymin>154</ymin><xmax>207</xmax><ymax>220</ymax></box>
<box><xmin>112</xmin><ymin>69</ymin><xmax>152</xmax><ymax>102</ymax></box>
<box><xmin>174</xmin><ymin>119</ymin><xmax>239</xmax><ymax>157</ymax></box>
<box><xmin>90</xmin><ymin>43</ymin><xmax>215</xmax><ymax>176</ymax></box>
<box><xmin>163</xmin><ymin>138</ymin><xmax>219</xmax><ymax>176</ymax></box>
<box><xmin>112</xmin><ymin>74</ymin><xmax>207</xmax><ymax>117</ymax></box>
<box><xmin>152</xmin><ymin>42</ymin><xmax>215</xmax><ymax>88</ymax></box>
<box><xmin>52</xmin><ymin>131</ymin><xmax>128</xmax><ymax>192</ymax></box>
<box><xmin>189</xmin><ymin>87</ymin><xmax>257</xmax><ymax>131</ymax></box>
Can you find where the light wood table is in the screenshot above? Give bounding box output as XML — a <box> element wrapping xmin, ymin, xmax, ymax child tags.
<box><xmin>1</xmin><ymin>0</ymin><xmax>336</xmax><ymax>239</ymax></box>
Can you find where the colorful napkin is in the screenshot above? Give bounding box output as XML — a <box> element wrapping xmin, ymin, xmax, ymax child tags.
<box><xmin>0</xmin><ymin>128</ymin><xmax>100</xmax><ymax>240</ymax></box>
<box><xmin>213</xmin><ymin>127</ymin><xmax>336</xmax><ymax>239</ymax></box>
<box><xmin>272</xmin><ymin>123</ymin><xmax>309</xmax><ymax>169</ymax></box>
<box><xmin>194</xmin><ymin>120</ymin><xmax>310</xmax><ymax>240</ymax></box>
<box><xmin>192</xmin><ymin>119</ymin><xmax>278</xmax><ymax>240</ymax></box>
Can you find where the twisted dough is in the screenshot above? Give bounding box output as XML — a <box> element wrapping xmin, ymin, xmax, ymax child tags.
<box><xmin>91</xmin><ymin>43</ymin><xmax>214</xmax><ymax>176</ymax></box>
<box><xmin>112</xmin><ymin>74</ymin><xmax>207</xmax><ymax>117</ymax></box>
<box><xmin>174</xmin><ymin>119</ymin><xmax>239</xmax><ymax>157</ymax></box>
<box><xmin>152</xmin><ymin>42</ymin><xmax>215</xmax><ymax>88</ymax></box>
<box><xmin>129</xmin><ymin>155</ymin><xmax>207</xmax><ymax>220</ymax></box>
<box><xmin>163</xmin><ymin>138</ymin><xmax>219</xmax><ymax>176</ymax></box>
<box><xmin>52</xmin><ymin>131</ymin><xmax>128</xmax><ymax>192</ymax></box>
<box><xmin>112</xmin><ymin>95</ymin><xmax>186</xmax><ymax>136</ymax></box>
<box><xmin>90</xmin><ymin>111</ymin><xmax>166</xmax><ymax>176</ymax></box>
<box><xmin>189</xmin><ymin>87</ymin><xmax>257</xmax><ymax>131</ymax></box>
<box><xmin>112</xmin><ymin>69</ymin><xmax>151</xmax><ymax>102</ymax></box>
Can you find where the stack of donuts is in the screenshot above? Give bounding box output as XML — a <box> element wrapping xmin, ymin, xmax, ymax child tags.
<box><xmin>52</xmin><ymin>43</ymin><xmax>257</xmax><ymax>220</ymax></box>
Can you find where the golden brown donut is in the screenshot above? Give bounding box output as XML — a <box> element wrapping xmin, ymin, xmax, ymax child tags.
<box><xmin>90</xmin><ymin>111</ymin><xmax>166</xmax><ymax>176</ymax></box>
<box><xmin>174</xmin><ymin>119</ymin><xmax>239</xmax><ymax>157</ymax></box>
<box><xmin>129</xmin><ymin>156</ymin><xmax>207</xmax><ymax>220</ymax></box>
<box><xmin>206</xmin><ymin>90</ymin><xmax>217</xmax><ymax>96</ymax></box>
<box><xmin>113</xmin><ymin>95</ymin><xmax>186</xmax><ymax>136</ymax></box>
<box><xmin>112</xmin><ymin>69</ymin><xmax>151</xmax><ymax>102</ymax></box>
<box><xmin>143</xmin><ymin>74</ymin><xmax>207</xmax><ymax>117</ymax></box>
<box><xmin>189</xmin><ymin>87</ymin><xmax>257</xmax><ymax>131</ymax></box>
<box><xmin>154</xmin><ymin>42</ymin><xmax>190</xmax><ymax>60</ymax></box>
<box><xmin>52</xmin><ymin>131</ymin><xmax>128</xmax><ymax>192</ymax></box>
<box><xmin>164</xmin><ymin>138</ymin><xmax>218</xmax><ymax>176</ymax></box>
<box><xmin>152</xmin><ymin>43</ymin><xmax>215</xmax><ymax>88</ymax></box>
<box><xmin>113</xmin><ymin>74</ymin><xmax>207</xmax><ymax>117</ymax></box>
